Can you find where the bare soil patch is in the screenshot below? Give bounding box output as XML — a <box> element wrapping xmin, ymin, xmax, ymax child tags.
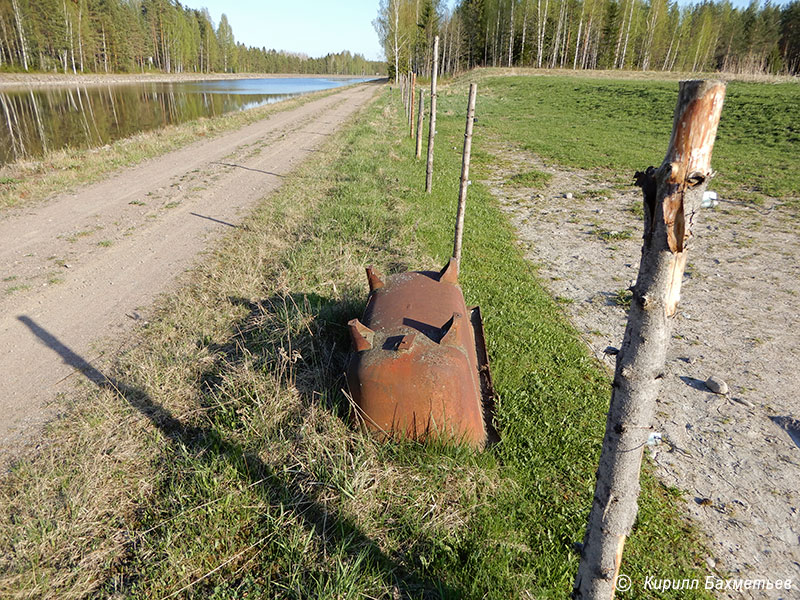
<box><xmin>485</xmin><ymin>141</ymin><xmax>800</xmax><ymax>596</ymax></box>
<box><xmin>0</xmin><ymin>82</ymin><xmax>380</xmax><ymax>458</ymax></box>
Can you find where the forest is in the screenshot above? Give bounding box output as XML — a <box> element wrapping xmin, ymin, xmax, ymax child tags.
<box><xmin>0</xmin><ymin>0</ymin><xmax>386</xmax><ymax>75</ymax></box>
<box><xmin>375</xmin><ymin>0</ymin><xmax>800</xmax><ymax>77</ymax></box>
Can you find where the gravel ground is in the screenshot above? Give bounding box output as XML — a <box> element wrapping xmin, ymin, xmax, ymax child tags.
<box><xmin>485</xmin><ymin>141</ymin><xmax>800</xmax><ymax>598</ymax></box>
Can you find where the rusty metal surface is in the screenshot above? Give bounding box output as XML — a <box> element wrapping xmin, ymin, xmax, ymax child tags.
<box><xmin>347</xmin><ymin>259</ymin><xmax>496</xmax><ymax>448</ymax></box>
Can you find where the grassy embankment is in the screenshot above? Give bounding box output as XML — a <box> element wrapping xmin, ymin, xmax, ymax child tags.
<box><xmin>0</xmin><ymin>85</ymin><xmax>344</xmax><ymax>211</ymax></box>
<box><xmin>5</xmin><ymin>70</ymin><xmax>794</xmax><ymax>598</ymax></box>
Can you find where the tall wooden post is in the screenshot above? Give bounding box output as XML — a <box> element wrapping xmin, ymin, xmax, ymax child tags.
<box><xmin>409</xmin><ymin>72</ymin><xmax>416</xmax><ymax>138</ymax></box>
<box><xmin>415</xmin><ymin>90</ymin><xmax>425</xmax><ymax>159</ymax></box>
<box><xmin>573</xmin><ymin>80</ymin><xmax>726</xmax><ymax>599</ymax></box>
<box><xmin>406</xmin><ymin>73</ymin><xmax>412</xmax><ymax>120</ymax></box>
<box><xmin>425</xmin><ymin>36</ymin><xmax>439</xmax><ymax>193</ymax></box>
<box><xmin>401</xmin><ymin>73</ymin><xmax>406</xmax><ymax>112</ymax></box>
<box><xmin>453</xmin><ymin>83</ymin><xmax>477</xmax><ymax>267</ymax></box>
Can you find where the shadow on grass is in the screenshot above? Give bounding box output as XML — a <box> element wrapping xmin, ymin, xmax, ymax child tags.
<box><xmin>17</xmin><ymin>313</ymin><xmax>462</xmax><ymax>598</ymax></box>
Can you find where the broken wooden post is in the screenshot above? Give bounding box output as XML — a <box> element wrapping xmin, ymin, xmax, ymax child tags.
<box><xmin>453</xmin><ymin>83</ymin><xmax>477</xmax><ymax>268</ymax></box>
<box><xmin>425</xmin><ymin>35</ymin><xmax>439</xmax><ymax>193</ymax></box>
<box><xmin>573</xmin><ymin>79</ymin><xmax>726</xmax><ymax>600</ymax></box>
<box><xmin>415</xmin><ymin>90</ymin><xmax>425</xmax><ymax>159</ymax></box>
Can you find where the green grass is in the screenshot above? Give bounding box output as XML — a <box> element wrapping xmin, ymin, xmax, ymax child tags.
<box><xmin>0</xmin><ymin>81</ymin><xmax>711</xmax><ymax>599</ymax></box>
<box><xmin>476</xmin><ymin>75</ymin><xmax>800</xmax><ymax>205</ymax></box>
<box><xmin>596</xmin><ymin>228</ymin><xmax>634</xmax><ymax>242</ymax></box>
<box><xmin>612</xmin><ymin>288</ymin><xmax>634</xmax><ymax>309</ymax></box>
<box><xmin>4</xmin><ymin>283</ymin><xmax>30</xmax><ymax>294</ymax></box>
<box><xmin>507</xmin><ymin>169</ymin><xmax>553</xmax><ymax>188</ymax></box>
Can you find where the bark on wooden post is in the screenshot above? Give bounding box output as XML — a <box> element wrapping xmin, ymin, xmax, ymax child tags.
<box><xmin>409</xmin><ymin>72</ymin><xmax>416</xmax><ymax>138</ymax></box>
<box><xmin>453</xmin><ymin>83</ymin><xmax>477</xmax><ymax>268</ymax></box>
<box><xmin>401</xmin><ymin>73</ymin><xmax>406</xmax><ymax>113</ymax></box>
<box><xmin>573</xmin><ymin>80</ymin><xmax>726</xmax><ymax>600</ymax></box>
<box><xmin>403</xmin><ymin>73</ymin><xmax>408</xmax><ymax>114</ymax></box>
<box><xmin>425</xmin><ymin>35</ymin><xmax>439</xmax><ymax>194</ymax></box>
<box><xmin>404</xmin><ymin>73</ymin><xmax>408</xmax><ymax>114</ymax></box>
<box><xmin>415</xmin><ymin>90</ymin><xmax>425</xmax><ymax>159</ymax></box>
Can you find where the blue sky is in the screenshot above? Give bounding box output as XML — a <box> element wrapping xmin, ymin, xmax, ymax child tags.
<box><xmin>196</xmin><ymin>0</ymin><xmax>388</xmax><ymax>62</ymax></box>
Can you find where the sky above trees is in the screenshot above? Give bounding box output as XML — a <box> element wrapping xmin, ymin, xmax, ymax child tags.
<box><xmin>0</xmin><ymin>0</ymin><xmax>385</xmax><ymax>75</ymax></box>
<box><xmin>198</xmin><ymin>0</ymin><xmax>386</xmax><ymax>60</ymax></box>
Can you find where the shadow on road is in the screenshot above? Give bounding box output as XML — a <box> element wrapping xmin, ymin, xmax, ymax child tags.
<box><xmin>189</xmin><ymin>212</ymin><xmax>239</xmax><ymax>228</ymax></box>
<box><xmin>211</xmin><ymin>161</ymin><xmax>284</xmax><ymax>177</ymax></box>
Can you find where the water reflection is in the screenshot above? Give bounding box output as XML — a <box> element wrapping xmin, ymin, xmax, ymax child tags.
<box><xmin>0</xmin><ymin>77</ymin><xmax>371</xmax><ymax>166</ymax></box>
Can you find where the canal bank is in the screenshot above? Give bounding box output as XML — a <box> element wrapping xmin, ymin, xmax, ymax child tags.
<box><xmin>0</xmin><ymin>71</ymin><xmax>384</xmax><ymax>89</ymax></box>
<box><xmin>0</xmin><ymin>75</ymin><xmax>379</xmax><ymax>166</ymax></box>
<box><xmin>0</xmin><ymin>79</ymin><xmax>379</xmax><ymax>212</ymax></box>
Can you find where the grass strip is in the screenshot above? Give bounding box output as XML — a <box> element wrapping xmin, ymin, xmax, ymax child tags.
<box><xmin>1</xmin><ymin>82</ymin><xmax>710</xmax><ymax>599</ymax></box>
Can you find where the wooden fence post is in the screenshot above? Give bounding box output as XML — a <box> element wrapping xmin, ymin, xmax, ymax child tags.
<box><xmin>415</xmin><ymin>90</ymin><xmax>425</xmax><ymax>159</ymax></box>
<box><xmin>409</xmin><ymin>72</ymin><xmax>416</xmax><ymax>138</ymax></box>
<box><xmin>573</xmin><ymin>79</ymin><xmax>726</xmax><ymax>599</ymax></box>
<box><xmin>453</xmin><ymin>83</ymin><xmax>477</xmax><ymax>267</ymax></box>
<box><xmin>400</xmin><ymin>73</ymin><xmax>405</xmax><ymax>112</ymax></box>
<box><xmin>402</xmin><ymin>73</ymin><xmax>407</xmax><ymax>113</ymax></box>
<box><xmin>425</xmin><ymin>36</ymin><xmax>439</xmax><ymax>193</ymax></box>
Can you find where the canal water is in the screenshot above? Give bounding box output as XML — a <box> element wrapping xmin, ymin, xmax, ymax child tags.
<box><xmin>0</xmin><ymin>77</ymin><xmax>373</xmax><ymax>166</ymax></box>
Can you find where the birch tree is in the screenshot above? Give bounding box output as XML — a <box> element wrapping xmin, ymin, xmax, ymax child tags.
<box><xmin>10</xmin><ymin>0</ymin><xmax>28</xmax><ymax>70</ymax></box>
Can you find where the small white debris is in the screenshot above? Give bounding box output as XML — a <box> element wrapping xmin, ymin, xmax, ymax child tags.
<box><xmin>565</xmin><ymin>192</ymin><xmax>573</xmax><ymax>200</ymax></box>
<box><xmin>647</xmin><ymin>432</ymin><xmax>663</xmax><ymax>446</ymax></box>
<box><xmin>705</xmin><ymin>376</ymin><xmax>728</xmax><ymax>395</ymax></box>
<box><xmin>701</xmin><ymin>190</ymin><xmax>719</xmax><ymax>208</ymax></box>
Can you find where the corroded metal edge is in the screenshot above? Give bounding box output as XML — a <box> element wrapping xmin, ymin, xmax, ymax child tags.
<box><xmin>469</xmin><ymin>305</ymin><xmax>500</xmax><ymax>446</ymax></box>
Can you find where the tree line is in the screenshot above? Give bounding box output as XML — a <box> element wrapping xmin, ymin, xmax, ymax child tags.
<box><xmin>376</xmin><ymin>0</ymin><xmax>800</xmax><ymax>77</ymax></box>
<box><xmin>0</xmin><ymin>0</ymin><xmax>386</xmax><ymax>75</ymax></box>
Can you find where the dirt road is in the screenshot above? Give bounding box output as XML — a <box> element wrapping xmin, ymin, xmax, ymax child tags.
<box><xmin>0</xmin><ymin>81</ymin><xmax>379</xmax><ymax>455</ymax></box>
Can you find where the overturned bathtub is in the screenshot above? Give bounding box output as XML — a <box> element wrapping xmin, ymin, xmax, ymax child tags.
<box><xmin>347</xmin><ymin>258</ymin><xmax>498</xmax><ymax>449</ymax></box>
